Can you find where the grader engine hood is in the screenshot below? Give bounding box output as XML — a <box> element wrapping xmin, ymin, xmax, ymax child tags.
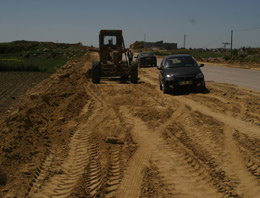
<box><xmin>111</xmin><ymin>50</ymin><xmax>121</xmax><ymax>64</ymax></box>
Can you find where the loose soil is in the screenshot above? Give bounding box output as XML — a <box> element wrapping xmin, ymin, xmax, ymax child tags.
<box><xmin>0</xmin><ymin>72</ymin><xmax>50</xmax><ymax>116</ymax></box>
<box><xmin>0</xmin><ymin>52</ymin><xmax>260</xmax><ymax>198</ymax></box>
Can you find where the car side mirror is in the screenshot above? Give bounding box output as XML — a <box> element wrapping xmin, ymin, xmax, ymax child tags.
<box><xmin>199</xmin><ymin>64</ymin><xmax>204</xmax><ymax>67</ymax></box>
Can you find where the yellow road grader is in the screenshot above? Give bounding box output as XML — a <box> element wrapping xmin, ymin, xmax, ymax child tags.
<box><xmin>91</xmin><ymin>30</ymin><xmax>138</xmax><ymax>83</ymax></box>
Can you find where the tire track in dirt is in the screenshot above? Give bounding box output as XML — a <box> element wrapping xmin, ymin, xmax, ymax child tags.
<box><xmin>162</xmin><ymin>121</ymin><xmax>239</xmax><ymax>197</ymax></box>
<box><xmin>203</xmin><ymin>83</ymin><xmax>260</xmax><ymax>126</ymax></box>
<box><xmin>85</xmin><ymin>72</ymin><xmax>184</xmax><ymax>197</ymax></box>
<box><xmin>85</xmin><ymin>142</ymin><xmax>102</xmax><ymax>197</ymax></box>
<box><xmin>105</xmin><ymin>146</ymin><xmax>123</xmax><ymax>197</ymax></box>
<box><xmin>86</xmin><ymin>77</ymin><xmax>159</xmax><ymax>197</ymax></box>
<box><xmin>27</xmin><ymin>127</ymin><xmax>91</xmax><ymax>197</ymax></box>
<box><xmin>151</xmin><ymin>138</ymin><xmax>223</xmax><ymax>198</ymax></box>
<box><xmin>138</xmin><ymin>67</ymin><xmax>260</xmax><ymax>197</ymax></box>
<box><xmin>223</xmin><ymin>126</ymin><xmax>260</xmax><ymax>197</ymax></box>
<box><xmin>84</xmin><ymin>80</ymin><xmax>134</xmax><ymax>198</ymax></box>
<box><xmin>99</xmin><ymin>68</ymin><xmax>229</xmax><ymax>197</ymax></box>
<box><xmin>233</xmin><ymin>131</ymin><xmax>260</xmax><ymax>183</ymax></box>
<box><xmin>24</xmin><ymin>54</ymin><xmax>260</xmax><ymax>197</ymax></box>
<box><xmin>117</xmin><ymin>105</ymin><xmax>228</xmax><ymax>198</ymax></box>
<box><xmin>25</xmin><ymin>150</ymin><xmax>55</xmax><ymax>196</ymax></box>
<box><xmin>173</xmin><ymin>96</ymin><xmax>260</xmax><ymax>138</ymax></box>
<box><xmin>26</xmin><ymin>99</ymin><xmax>103</xmax><ymax>197</ymax></box>
<box><xmin>115</xmin><ymin>107</ymin><xmax>159</xmax><ymax>198</ymax></box>
<box><xmin>23</xmin><ymin>54</ymin><xmax>260</xmax><ymax>197</ymax></box>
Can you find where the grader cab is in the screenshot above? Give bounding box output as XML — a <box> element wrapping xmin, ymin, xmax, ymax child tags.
<box><xmin>91</xmin><ymin>30</ymin><xmax>138</xmax><ymax>83</ymax></box>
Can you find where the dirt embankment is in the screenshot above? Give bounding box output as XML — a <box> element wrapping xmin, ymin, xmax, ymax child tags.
<box><xmin>0</xmin><ymin>53</ymin><xmax>90</xmax><ymax>197</ymax></box>
<box><xmin>1</xmin><ymin>52</ymin><xmax>260</xmax><ymax>197</ymax></box>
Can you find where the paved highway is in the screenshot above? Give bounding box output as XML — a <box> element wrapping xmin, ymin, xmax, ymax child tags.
<box><xmin>156</xmin><ymin>58</ymin><xmax>260</xmax><ymax>92</ymax></box>
<box><xmin>201</xmin><ymin>65</ymin><xmax>260</xmax><ymax>92</ymax></box>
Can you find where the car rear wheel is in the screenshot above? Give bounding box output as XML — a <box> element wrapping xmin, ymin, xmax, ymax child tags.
<box><xmin>121</xmin><ymin>75</ymin><xmax>128</xmax><ymax>80</ymax></box>
<box><xmin>199</xmin><ymin>82</ymin><xmax>207</xmax><ymax>92</ymax></box>
<box><xmin>162</xmin><ymin>82</ymin><xmax>169</xmax><ymax>94</ymax></box>
<box><xmin>130</xmin><ymin>63</ymin><xmax>138</xmax><ymax>83</ymax></box>
<box><xmin>92</xmin><ymin>61</ymin><xmax>101</xmax><ymax>83</ymax></box>
<box><xmin>196</xmin><ymin>82</ymin><xmax>206</xmax><ymax>92</ymax></box>
<box><xmin>159</xmin><ymin>80</ymin><xmax>162</xmax><ymax>90</ymax></box>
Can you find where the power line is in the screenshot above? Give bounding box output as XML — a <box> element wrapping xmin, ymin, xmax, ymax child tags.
<box><xmin>202</xmin><ymin>25</ymin><xmax>260</xmax><ymax>49</ymax></box>
<box><xmin>222</xmin><ymin>42</ymin><xmax>230</xmax><ymax>49</ymax></box>
<box><xmin>183</xmin><ymin>35</ymin><xmax>187</xmax><ymax>48</ymax></box>
<box><xmin>203</xmin><ymin>31</ymin><xmax>230</xmax><ymax>48</ymax></box>
<box><xmin>203</xmin><ymin>25</ymin><xmax>260</xmax><ymax>48</ymax></box>
<box><xmin>234</xmin><ymin>26</ymin><xmax>260</xmax><ymax>32</ymax></box>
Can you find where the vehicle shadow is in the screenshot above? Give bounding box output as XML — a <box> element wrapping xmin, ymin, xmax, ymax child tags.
<box><xmin>139</xmin><ymin>66</ymin><xmax>157</xmax><ymax>68</ymax></box>
<box><xmin>100</xmin><ymin>77</ymin><xmax>145</xmax><ymax>84</ymax></box>
<box><xmin>166</xmin><ymin>88</ymin><xmax>210</xmax><ymax>96</ymax></box>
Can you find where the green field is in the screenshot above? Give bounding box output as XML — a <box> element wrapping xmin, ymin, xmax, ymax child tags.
<box><xmin>0</xmin><ymin>40</ymin><xmax>88</xmax><ymax>73</ymax></box>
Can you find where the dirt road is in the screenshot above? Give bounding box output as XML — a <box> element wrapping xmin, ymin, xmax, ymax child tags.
<box><xmin>1</xmin><ymin>52</ymin><xmax>260</xmax><ymax>197</ymax></box>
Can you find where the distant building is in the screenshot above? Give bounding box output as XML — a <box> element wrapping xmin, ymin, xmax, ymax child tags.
<box><xmin>130</xmin><ymin>41</ymin><xmax>177</xmax><ymax>50</ymax></box>
<box><xmin>145</xmin><ymin>41</ymin><xmax>177</xmax><ymax>50</ymax></box>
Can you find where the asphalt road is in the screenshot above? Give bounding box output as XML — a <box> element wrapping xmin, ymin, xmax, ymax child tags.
<box><xmin>156</xmin><ymin>58</ymin><xmax>260</xmax><ymax>92</ymax></box>
<box><xmin>201</xmin><ymin>65</ymin><xmax>260</xmax><ymax>92</ymax></box>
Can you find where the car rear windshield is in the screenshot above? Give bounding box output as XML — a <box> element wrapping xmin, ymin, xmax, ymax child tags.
<box><xmin>166</xmin><ymin>56</ymin><xmax>198</xmax><ymax>68</ymax></box>
<box><xmin>140</xmin><ymin>52</ymin><xmax>154</xmax><ymax>57</ymax></box>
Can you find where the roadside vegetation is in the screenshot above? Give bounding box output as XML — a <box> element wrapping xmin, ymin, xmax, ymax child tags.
<box><xmin>132</xmin><ymin>41</ymin><xmax>260</xmax><ymax>67</ymax></box>
<box><xmin>0</xmin><ymin>40</ymin><xmax>88</xmax><ymax>72</ymax></box>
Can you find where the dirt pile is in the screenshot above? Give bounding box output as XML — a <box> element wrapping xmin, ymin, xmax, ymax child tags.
<box><xmin>0</xmin><ymin>53</ymin><xmax>90</xmax><ymax>195</ymax></box>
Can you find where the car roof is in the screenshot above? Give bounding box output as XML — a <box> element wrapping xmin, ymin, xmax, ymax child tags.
<box><xmin>165</xmin><ymin>54</ymin><xmax>192</xmax><ymax>59</ymax></box>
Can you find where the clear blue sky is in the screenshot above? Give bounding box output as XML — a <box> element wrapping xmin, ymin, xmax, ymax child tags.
<box><xmin>1</xmin><ymin>0</ymin><xmax>260</xmax><ymax>48</ymax></box>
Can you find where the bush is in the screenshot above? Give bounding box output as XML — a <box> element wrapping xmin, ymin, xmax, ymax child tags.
<box><xmin>247</xmin><ymin>48</ymin><xmax>259</xmax><ymax>55</ymax></box>
<box><xmin>0</xmin><ymin>40</ymin><xmax>88</xmax><ymax>72</ymax></box>
<box><xmin>239</xmin><ymin>54</ymin><xmax>247</xmax><ymax>58</ymax></box>
<box><xmin>224</xmin><ymin>55</ymin><xmax>231</xmax><ymax>61</ymax></box>
<box><xmin>232</xmin><ymin>49</ymin><xmax>238</xmax><ymax>57</ymax></box>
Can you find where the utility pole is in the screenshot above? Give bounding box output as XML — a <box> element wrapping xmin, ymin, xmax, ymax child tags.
<box><xmin>183</xmin><ymin>35</ymin><xmax>187</xmax><ymax>49</ymax></box>
<box><xmin>230</xmin><ymin>30</ymin><xmax>233</xmax><ymax>57</ymax></box>
<box><xmin>222</xmin><ymin>42</ymin><xmax>230</xmax><ymax>51</ymax></box>
<box><xmin>144</xmin><ymin>33</ymin><xmax>146</xmax><ymax>49</ymax></box>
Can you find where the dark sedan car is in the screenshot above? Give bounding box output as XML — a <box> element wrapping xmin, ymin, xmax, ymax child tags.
<box><xmin>135</xmin><ymin>52</ymin><xmax>157</xmax><ymax>67</ymax></box>
<box><xmin>158</xmin><ymin>54</ymin><xmax>206</xmax><ymax>94</ymax></box>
